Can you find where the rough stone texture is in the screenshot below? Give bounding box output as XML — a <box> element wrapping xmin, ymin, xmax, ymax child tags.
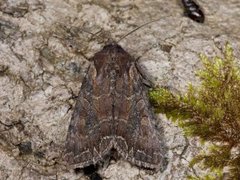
<box><xmin>0</xmin><ymin>0</ymin><xmax>240</xmax><ymax>179</ymax></box>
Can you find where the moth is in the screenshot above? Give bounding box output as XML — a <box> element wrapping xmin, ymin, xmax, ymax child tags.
<box><xmin>64</xmin><ymin>43</ymin><xmax>168</xmax><ymax>171</ymax></box>
<box><xmin>182</xmin><ymin>0</ymin><xmax>205</xmax><ymax>23</ymax></box>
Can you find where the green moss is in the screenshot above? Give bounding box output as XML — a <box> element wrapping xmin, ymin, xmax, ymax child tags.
<box><xmin>149</xmin><ymin>43</ymin><xmax>240</xmax><ymax>179</ymax></box>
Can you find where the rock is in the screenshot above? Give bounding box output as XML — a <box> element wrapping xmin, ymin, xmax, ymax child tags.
<box><xmin>0</xmin><ymin>0</ymin><xmax>240</xmax><ymax>179</ymax></box>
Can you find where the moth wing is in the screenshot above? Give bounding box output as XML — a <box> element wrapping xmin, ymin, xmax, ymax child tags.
<box><xmin>64</xmin><ymin>63</ymin><xmax>114</xmax><ymax>168</ymax></box>
<box><xmin>114</xmin><ymin>63</ymin><xmax>168</xmax><ymax>171</ymax></box>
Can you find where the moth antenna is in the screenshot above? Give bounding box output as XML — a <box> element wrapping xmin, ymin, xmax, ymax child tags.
<box><xmin>117</xmin><ymin>16</ymin><xmax>171</xmax><ymax>43</ymax></box>
<box><xmin>80</xmin><ymin>17</ymin><xmax>168</xmax><ymax>44</ymax></box>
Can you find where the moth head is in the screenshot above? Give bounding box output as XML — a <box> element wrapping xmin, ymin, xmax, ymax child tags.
<box><xmin>102</xmin><ymin>43</ymin><xmax>124</xmax><ymax>52</ymax></box>
<box><xmin>92</xmin><ymin>43</ymin><xmax>134</xmax><ymax>77</ymax></box>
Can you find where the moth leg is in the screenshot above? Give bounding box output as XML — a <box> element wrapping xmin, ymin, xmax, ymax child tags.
<box><xmin>135</xmin><ymin>62</ymin><xmax>155</xmax><ymax>88</ymax></box>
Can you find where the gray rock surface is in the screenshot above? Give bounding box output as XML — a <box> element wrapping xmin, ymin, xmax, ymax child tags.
<box><xmin>0</xmin><ymin>0</ymin><xmax>240</xmax><ymax>179</ymax></box>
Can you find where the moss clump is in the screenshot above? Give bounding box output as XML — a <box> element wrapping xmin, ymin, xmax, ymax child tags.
<box><xmin>149</xmin><ymin>43</ymin><xmax>240</xmax><ymax>179</ymax></box>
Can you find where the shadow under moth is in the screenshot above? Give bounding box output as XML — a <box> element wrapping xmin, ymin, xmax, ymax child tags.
<box><xmin>63</xmin><ymin>43</ymin><xmax>168</xmax><ymax>171</ymax></box>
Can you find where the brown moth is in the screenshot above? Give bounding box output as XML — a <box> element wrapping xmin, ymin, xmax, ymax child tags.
<box><xmin>64</xmin><ymin>43</ymin><xmax>168</xmax><ymax>171</ymax></box>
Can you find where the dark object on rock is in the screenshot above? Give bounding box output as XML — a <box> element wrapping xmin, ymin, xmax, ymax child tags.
<box><xmin>83</xmin><ymin>165</ymin><xmax>102</xmax><ymax>180</ymax></box>
<box><xmin>182</xmin><ymin>0</ymin><xmax>205</xmax><ymax>23</ymax></box>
